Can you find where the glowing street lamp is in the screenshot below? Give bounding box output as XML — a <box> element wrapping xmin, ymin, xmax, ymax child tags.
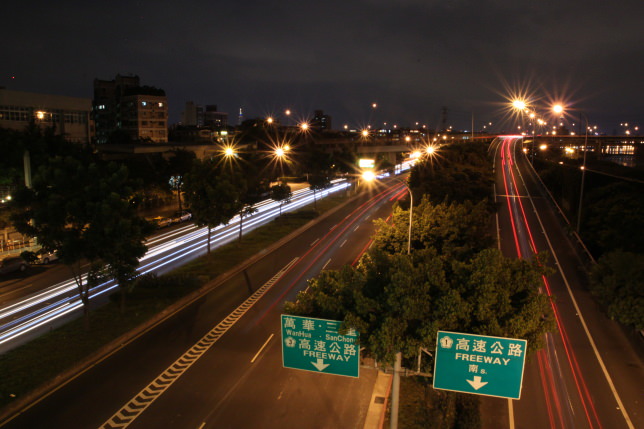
<box><xmin>512</xmin><ymin>100</ymin><xmax>527</xmax><ymax>111</ymax></box>
<box><xmin>552</xmin><ymin>104</ymin><xmax>564</xmax><ymax>115</ymax></box>
<box><xmin>426</xmin><ymin>145</ymin><xmax>436</xmax><ymax>155</ymax></box>
<box><xmin>361</xmin><ymin>170</ymin><xmax>376</xmax><ymax>182</ymax></box>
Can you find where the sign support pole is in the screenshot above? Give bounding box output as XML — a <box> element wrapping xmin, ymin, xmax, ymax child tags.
<box><xmin>390</xmin><ymin>351</ymin><xmax>402</xmax><ymax>429</ymax></box>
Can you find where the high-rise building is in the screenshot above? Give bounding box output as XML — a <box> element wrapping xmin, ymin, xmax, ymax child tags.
<box><xmin>93</xmin><ymin>74</ymin><xmax>168</xmax><ymax>144</ymax></box>
<box><xmin>181</xmin><ymin>102</ymin><xmax>227</xmax><ymax>129</ymax></box>
<box><xmin>0</xmin><ymin>88</ymin><xmax>93</xmax><ymax>143</ymax></box>
<box><xmin>204</xmin><ymin>105</ymin><xmax>228</xmax><ymax>129</ymax></box>
<box><xmin>181</xmin><ymin>101</ymin><xmax>204</xmax><ymax>127</ymax></box>
<box><xmin>311</xmin><ymin>109</ymin><xmax>332</xmax><ymax>131</ymax></box>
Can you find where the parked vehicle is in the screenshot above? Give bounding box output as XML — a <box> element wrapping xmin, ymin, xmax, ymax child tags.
<box><xmin>0</xmin><ymin>256</ymin><xmax>28</xmax><ymax>275</ymax></box>
<box><xmin>171</xmin><ymin>210</ymin><xmax>192</xmax><ymax>224</ymax></box>
<box><xmin>36</xmin><ymin>250</ymin><xmax>59</xmax><ymax>264</ymax></box>
<box><xmin>151</xmin><ymin>216</ymin><xmax>173</xmax><ymax>229</ymax></box>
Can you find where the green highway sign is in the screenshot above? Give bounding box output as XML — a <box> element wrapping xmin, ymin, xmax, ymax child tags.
<box><xmin>281</xmin><ymin>314</ymin><xmax>359</xmax><ymax>378</ymax></box>
<box><xmin>433</xmin><ymin>331</ymin><xmax>528</xmax><ymax>399</ymax></box>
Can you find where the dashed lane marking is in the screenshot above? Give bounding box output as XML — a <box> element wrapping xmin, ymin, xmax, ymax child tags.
<box><xmin>99</xmin><ymin>258</ymin><xmax>299</xmax><ymax>429</ymax></box>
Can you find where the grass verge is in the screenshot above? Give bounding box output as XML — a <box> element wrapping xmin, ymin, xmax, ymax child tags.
<box><xmin>0</xmin><ymin>192</ymin><xmax>349</xmax><ymax>412</ymax></box>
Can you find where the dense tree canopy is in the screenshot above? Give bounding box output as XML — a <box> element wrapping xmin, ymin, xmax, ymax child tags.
<box><xmin>182</xmin><ymin>158</ymin><xmax>245</xmax><ymax>253</ymax></box>
<box><xmin>10</xmin><ymin>156</ymin><xmax>151</xmax><ymax>324</ymax></box>
<box><xmin>286</xmin><ymin>141</ymin><xmax>556</xmax><ymax>368</ymax></box>
<box><xmin>590</xmin><ymin>251</ymin><xmax>644</xmax><ymax>330</ymax></box>
<box><xmin>286</xmin><ymin>248</ymin><xmax>554</xmax><ymax>365</ymax></box>
<box><xmin>409</xmin><ymin>142</ymin><xmax>493</xmax><ymax>206</ymax></box>
<box><xmin>372</xmin><ymin>197</ymin><xmax>493</xmax><ymax>260</ymax></box>
<box><xmin>270</xmin><ymin>182</ymin><xmax>292</xmax><ymax>216</ymax></box>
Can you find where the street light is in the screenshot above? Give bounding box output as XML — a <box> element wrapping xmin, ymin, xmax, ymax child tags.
<box><xmin>360</xmin><ymin>172</ymin><xmax>413</xmax><ymax>255</ymax></box>
<box><xmin>551</xmin><ymin>103</ymin><xmax>589</xmax><ymax>233</ymax></box>
<box><xmin>362</xmin><ymin>168</ymin><xmax>427</xmax><ymax>429</ymax></box>
<box><xmin>512</xmin><ymin>99</ymin><xmax>527</xmax><ymax>111</ymax></box>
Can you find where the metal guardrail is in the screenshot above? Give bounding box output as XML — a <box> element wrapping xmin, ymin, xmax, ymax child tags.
<box><xmin>524</xmin><ymin>155</ymin><xmax>597</xmax><ymax>269</ymax></box>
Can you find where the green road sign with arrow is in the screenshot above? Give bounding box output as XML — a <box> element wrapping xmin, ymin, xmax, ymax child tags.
<box><xmin>281</xmin><ymin>314</ymin><xmax>359</xmax><ymax>378</ymax></box>
<box><xmin>433</xmin><ymin>331</ymin><xmax>527</xmax><ymax>399</ymax></box>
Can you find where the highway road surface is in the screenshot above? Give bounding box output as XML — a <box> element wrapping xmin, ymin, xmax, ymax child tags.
<box><xmin>491</xmin><ymin>136</ymin><xmax>642</xmax><ymax>429</ymax></box>
<box><xmin>1</xmin><ymin>178</ymin><xmax>406</xmax><ymax>428</ymax></box>
<box><xmin>0</xmin><ymin>180</ymin><xmax>356</xmax><ymax>354</ymax></box>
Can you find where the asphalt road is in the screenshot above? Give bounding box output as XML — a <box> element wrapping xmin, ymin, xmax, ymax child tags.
<box><xmin>0</xmin><ymin>182</ymin><xmax>350</xmax><ymax>353</ymax></box>
<box><xmin>1</xmin><ymin>179</ymin><xmax>403</xmax><ymax>429</ymax></box>
<box><xmin>491</xmin><ymin>137</ymin><xmax>642</xmax><ymax>429</ymax></box>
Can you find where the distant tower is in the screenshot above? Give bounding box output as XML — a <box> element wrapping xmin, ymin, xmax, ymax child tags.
<box><xmin>238</xmin><ymin>107</ymin><xmax>244</xmax><ymax>125</ymax></box>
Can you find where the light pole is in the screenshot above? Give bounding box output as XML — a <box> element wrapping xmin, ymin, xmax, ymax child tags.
<box><xmin>576</xmin><ymin>112</ymin><xmax>590</xmax><ymax>234</ymax></box>
<box><xmin>393</xmin><ymin>177</ymin><xmax>413</xmax><ymax>255</ymax></box>
<box><xmin>389</xmin><ymin>176</ymin><xmax>412</xmax><ymax>429</ymax></box>
<box><xmin>363</xmin><ymin>171</ymin><xmax>412</xmax><ymax>429</ymax></box>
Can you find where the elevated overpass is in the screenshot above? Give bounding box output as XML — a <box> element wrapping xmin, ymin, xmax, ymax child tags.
<box><xmin>309</xmin><ymin>132</ymin><xmax>497</xmax><ymax>164</ymax></box>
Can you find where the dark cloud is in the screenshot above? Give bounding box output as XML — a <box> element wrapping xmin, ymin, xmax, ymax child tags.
<box><xmin>3</xmin><ymin>0</ymin><xmax>642</xmax><ymax>130</ymax></box>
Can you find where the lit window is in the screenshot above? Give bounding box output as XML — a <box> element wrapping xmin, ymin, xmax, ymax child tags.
<box><xmin>142</xmin><ymin>101</ymin><xmax>147</xmax><ymax>106</ymax></box>
<box><xmin>158</xmin><ymin>102</ymin><xmax>163</xmax><ymax>107</ymax></box>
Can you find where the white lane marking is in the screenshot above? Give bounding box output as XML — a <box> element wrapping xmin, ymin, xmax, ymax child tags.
<box><xmin>516</xmin><ymin>143</ymin><xmax>635</xmax><ymax>429</ymax></box>
<box><xmin>251</xmin><ymin>334</ymin><xmax>274</xmax><ymax>363</ymax></box>
<box><xmin>340</xmin><ymin>239</ymin><xmax>348</xmax><ymax>248</ymax></box>
<box><xmin>322</xmin><ymin>259</ymin><xmax>332</xmax><ymax>270</ymax></box>
<box><xmin>310</xmin><ymin>238</ymin><xmax>320</xmax><ymax>247</ymax></box>
<box><xmin>330</xmin><ymin>224</ymin><xmax>337</xmax><ymax>231</ymax></box>
<box><xmin>99</xmin><ymin>258</ymin><xmax>299</xmax><ymax>429</ymax></box>
<box><xmin>198</xmin><ymin>423</ymin><xmax>206</xmax><ymax>429</ymax></box>
<box><xmin>353</xmin><ymin>225</ymin><xmax>359</xmax><ymax>231</ymax></box>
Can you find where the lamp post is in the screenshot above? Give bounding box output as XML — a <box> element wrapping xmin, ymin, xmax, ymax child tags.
<box><xmin>393</xmin><ymin>177</ymin><xmax>413</xmax><ymax>255</ymax></box>
<box><xmin>389</xmin><ymin>176</ymin><xmax>412</xmax><ymax>429</ymax></box>
<box><xmin>362</xmin><ymin>171</ymin><xmax>412</xmax><ymax>429</ymax></box>
<box><xmin>576</xmin><ymin>113</ymin><xmax>590</xmax><ymax>234</ymax></box>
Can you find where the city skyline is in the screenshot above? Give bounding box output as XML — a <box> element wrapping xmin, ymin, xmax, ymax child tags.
<box><xmin>3</xmin><ymin>0</ymin><xmax>642</xmax><ymax>132</ymax></box>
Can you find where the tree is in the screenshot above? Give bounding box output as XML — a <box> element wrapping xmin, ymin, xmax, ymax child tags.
<box><xmin>233</xmin><ymin>152</ymin><xmax>270</xmax><ymax>243</ymax></box>
<box><xmin>270</xmin><ymin>182</ymin><xmax>292</xmax><ymax>216</ymax></box>
<box><xmin>583</xmin><ymin>182</ymin><xmax>644</xmax><ymax>255</ymax></box>
<box><xmin>590</xmin><ymin>251</ymin><xmax>644</xmax><ymax>329</ymax></box>
<box><xmin>372</xmin><ymin>196</ymin><xmax>493</xmax><ymax>260</ymax></box>
<box><xmin>237</xmin><ymin>204</ymin><xmax>258</xmax><ymax>243</ymax></box>
<box><xmin>308</xmin><ymin>174</ymin><xmax>331</xmax><ymax>211</ymax></box>
<box><xmin>408</xmin><ymin>142</ymin><xmax>493</xmax><ymax>206</ymax></box>
<box><xmin>10</xmin><ymin>156</ymin><xmax>151</xmax><ymax>326</ymax></box>
<box><xmin>285</xmin><ymin>248</ymin><xmax>554</xmax><ymax>365</ymax></box>
<box><xmin>166</xmin><ymin>150</ymin><xmax>196</xmax><ymax>212</ymax></box>
<box><xmin>182</xmin><ymin>158</ymin><xmax>244</xmax><ymax>254</ymax></box>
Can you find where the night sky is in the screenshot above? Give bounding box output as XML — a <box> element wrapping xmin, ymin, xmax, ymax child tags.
<box><xmin>3</xmin><ymin>0</ymin><xmax>643</xmax><ymax>133</ymax></box>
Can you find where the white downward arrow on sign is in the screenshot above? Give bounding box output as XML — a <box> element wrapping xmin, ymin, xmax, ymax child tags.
<box><xmin>466</xmin><ymin>376</ymin><xmax>488</xmax><ymax>390</ymax></box>
<box><xmin>311</xmin><ymin>358</ymin><xmax>330</xmax><ymax>372</ymax></box>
